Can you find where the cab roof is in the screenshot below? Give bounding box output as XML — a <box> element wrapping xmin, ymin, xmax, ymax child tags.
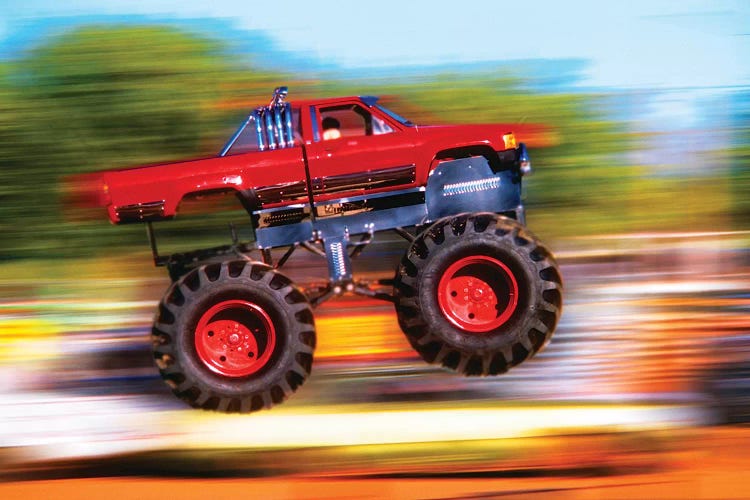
<box><xmin>277</xmin><ymin>95</ymin><xmax>379</xmax><ymax>109</ymax></box>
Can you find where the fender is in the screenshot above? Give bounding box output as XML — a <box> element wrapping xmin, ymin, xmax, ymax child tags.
<box><xmin>424</xmin><ymin>156</ymin><xmax>523</xmax><ymax>223</ymax></box>
<box><xmin>428</xmin><ymin>144</ymin><xmax>503</xmax><ymax>174</ymax></box>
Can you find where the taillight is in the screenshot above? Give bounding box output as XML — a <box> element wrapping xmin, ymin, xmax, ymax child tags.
<box><xmin>502</xmin><ymin>132</ymin><xmax>517</xmax><ymax>150</ymax></box>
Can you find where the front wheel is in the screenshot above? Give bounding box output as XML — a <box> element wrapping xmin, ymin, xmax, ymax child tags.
<box><xmin>151</xmin><ymin>260</ymin><xmax>315</xmax><ymax>413</ymax></box>
<box><xmin>394</xmin><ymin>213</ymin><xmax>562</xmax><ymax>376</ymax></box>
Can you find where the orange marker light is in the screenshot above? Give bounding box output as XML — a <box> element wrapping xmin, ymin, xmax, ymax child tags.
<box><xmin>502</xmin><ymin>133</ymin><xmax>517</xmax><ymax>150</ymax></box>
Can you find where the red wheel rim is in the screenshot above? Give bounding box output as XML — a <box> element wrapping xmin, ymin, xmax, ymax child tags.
<box><xmin>437</xmin><ymin>255</ymin><xmax>519</xmax><ymax>333</ymax></box>
<box><xmin>194</xmin><ymin>300</ymin><xmax>276</xmax><ymax>377</ymax></box>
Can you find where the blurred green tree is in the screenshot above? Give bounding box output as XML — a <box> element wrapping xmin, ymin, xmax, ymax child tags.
<box><xmin>0</xmin><ymin>26</ymin><xmax>252</xmax><ymax>259</ymax></box>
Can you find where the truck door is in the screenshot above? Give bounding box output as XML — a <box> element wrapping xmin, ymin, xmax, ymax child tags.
<box><xmin>305</xmin><ymin>101</ymin><xmax>417</xmax><ymax>202</ymax></box>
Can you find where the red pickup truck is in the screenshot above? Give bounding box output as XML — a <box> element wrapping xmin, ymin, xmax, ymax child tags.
<box><xmin>90</xmin><ymin>87</ymin><xmax>562</xmax><ymax>413</ymax></box>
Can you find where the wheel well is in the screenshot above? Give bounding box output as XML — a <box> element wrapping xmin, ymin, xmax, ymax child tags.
<box><xmin>174</xmin><ymin>188</ymin><xmax>250</xmax><ymax>215</ymax></box>
<box><xmin>433</xmin><ymin>145</ymin><xmax>502</xmax><ymax>171</ymax></box>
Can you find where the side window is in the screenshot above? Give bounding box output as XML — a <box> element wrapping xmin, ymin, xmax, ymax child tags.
<box><xmin>318</xmin><ymin>104</ymin><xmax>393</xmax><ymax>140</ymax></box>
<box><xmin>372</xmin><ymin>114</ymin><xmax>394</xmax><ymax>135</ymax></box>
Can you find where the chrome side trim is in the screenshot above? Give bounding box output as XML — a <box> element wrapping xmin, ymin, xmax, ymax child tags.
<box><xmin>253</xmin><ymin>187</ymin><xmax>425</xmax><ymax>227</ymax></box>
<box><xmin>442</xmin><ymin>177</ymin><xmax>501</xmax><ymax>196</ymax></box>
<box><xmin>255</xmin><ymin>180</ymin><xmax>309</xmax><ymax>204</ymax></box>
<box><xmin>312</xmin><ymin>164</ymin><xmax>415</xmax><ymax>195</ymax></box>
<box><xmin>116</xmin><ymin>200</ymin><xmax>166</xmax><ymax>222</ymax></box>
<box><xmin>313</xmin><ymin>187</ymin><xmax>424</xmax><ymax>220</ymax></box>
<box><xmin>253</xmin><ymin>164</ymin><xmax>416</xmax><ymax>207</ymax></box>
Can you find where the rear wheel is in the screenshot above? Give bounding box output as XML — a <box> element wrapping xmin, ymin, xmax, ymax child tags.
<box><xmin>394</xmin><ymin>213</ymin><xmax>562</xmax><ymax>376</ymax></box>
<box><xmin>193</xmin><ymin>299</ymin><xmax>277</xmax><ymax>378</ymax></box>
<box><xmin>152</xmin><ymin>260</ymin><xmax>315</xmax><ymax>413</ymax></box>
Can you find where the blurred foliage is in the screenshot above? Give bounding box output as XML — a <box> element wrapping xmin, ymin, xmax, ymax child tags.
<box><xmin>0</xmin><ymin>25</ymin><xmax>278</xmax><ymax>259</ymax></box>
<box><xmin>0</xmin><ymin>24</ymin><xmax>746</xmax><ymax>261</ymax></box>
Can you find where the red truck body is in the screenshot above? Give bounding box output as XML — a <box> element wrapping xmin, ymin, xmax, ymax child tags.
<box><xmin>97</xmin><ymin>95</ymin><xmax>548</xmax><ymax>225</ymax></box>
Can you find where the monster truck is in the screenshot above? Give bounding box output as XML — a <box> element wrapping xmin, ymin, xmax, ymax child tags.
<box><xmin>89</xmin><ymin>87</ymin><xmax>562</xmax><ymax>413</ymax></box>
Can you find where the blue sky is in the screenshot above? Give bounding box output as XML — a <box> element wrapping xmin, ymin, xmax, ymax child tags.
<box><xmin>2</xmin><ymin>0</ymin><xmax>749</xmax><ymax>90</ymax></box>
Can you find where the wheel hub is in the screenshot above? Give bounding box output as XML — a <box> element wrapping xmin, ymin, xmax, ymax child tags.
<box><xmin>437</xmin><ymin>255</ymin><xmax>519</xmax><ymax>333</ymax></box>
<box><xmin>228</xmin><ymin>330</ymin><xmax>242</xmax><ymax>346</ymax></box>
<box><xmin>195</xmin><ymin>300</ymin><xmax>276</xmax><ymax>377</ymax></box>
<box><xmin>467</xmin><ymin>280</ymin><xmax>490</xmax><ymax>302</ymax></box>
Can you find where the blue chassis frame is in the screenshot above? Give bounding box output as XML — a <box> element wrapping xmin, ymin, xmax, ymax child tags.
<box><xmin>254</xmin><ymin>155</ymin><xmax>525</xmax><ymax>284</ymax></box>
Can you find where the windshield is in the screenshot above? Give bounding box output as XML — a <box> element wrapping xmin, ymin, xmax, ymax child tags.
<box><xmin>375</xmin><ymin>104</ymin><xmax>414</xmax><ymax>126</ymax></box>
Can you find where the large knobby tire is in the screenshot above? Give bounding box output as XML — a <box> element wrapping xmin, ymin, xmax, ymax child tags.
<box><xmin>394</xmin><ymin>213</ymin><xmax>562</xmax><ymax>376</ymax></box>
<box><xmin>151</xmin><ymin>260</ymin><xmax>315</xmax><ymax>413</ymax></box>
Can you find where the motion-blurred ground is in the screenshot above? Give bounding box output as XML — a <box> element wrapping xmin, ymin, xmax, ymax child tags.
<box><xmin>1</xmin><ymin>232</ymin><xmax>748</xmax><ymax>499</ymax></box>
